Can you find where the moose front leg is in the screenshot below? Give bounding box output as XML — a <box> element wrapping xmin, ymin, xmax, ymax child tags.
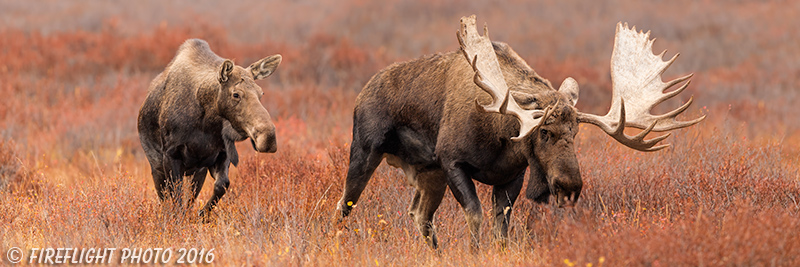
<box><xmin>199</xmin><ymin>153</ymin><xmax>230</xmax><ymax>219</ymax></box>
<box><xmin>336</xmin><ymin>140</ymin><xmax>383</xmax><ymax>219</ymax></box>
<box><xmin>189</xmin><ymin>167</ymin><xmax>208</xmax><ymax>206</ymax></box>
<box><xmin>491</xmin><ymin>173</ymin><xmax>524</xmax><ymax>247</ymax></box>
<box><xmin>444</xmin><ymin>163</ymin><xmax>483</xmax><ymax>250</ymax></box>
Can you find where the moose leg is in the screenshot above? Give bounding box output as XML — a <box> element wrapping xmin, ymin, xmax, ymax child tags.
<box><xmin>199</xmin><ymin>154</ymin><xmax>230</xmax><ymax>219</ymax></box>
<box><xmin>409</xmin><ymin>169</ymin><xmax>447</xmax><ymax>249</ymax></box>
<box><xmin>163</xmin><ymin>149</ymin><xmax>185</xmax><ymax>207</ymax></box>
<box><xmin>336</xmin><ymin>141</ymin><xmax>383</xmax><ymax>219</ymax></box>
<box><xmin>408</xmin><ymin>190</ymin><xmax>421</xmax><ymax>218</ymax></box>
<box><xmin>443</xmin><ymin>164</ymin><xmax>483</xmax><ymax>250</ymax></box>
<box><xmin>189</xmin><ymin>167</ymin><xmax>208</xmax><ymax>206</ymax></box>
<box><xmin>491</xmin><ymin>174</ymin><xmax>524</xmax><ymax>246</ymax></box>
<box><xmin>151</xmin><ymin>166</ymin><xmax>169</xmax><ymax>201</ymax></box>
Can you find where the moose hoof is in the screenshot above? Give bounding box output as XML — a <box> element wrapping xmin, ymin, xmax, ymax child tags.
<box><xmin>198</xmin><ymin>210</ymin><xmax>215</xmax><ymax>224</ymax></box>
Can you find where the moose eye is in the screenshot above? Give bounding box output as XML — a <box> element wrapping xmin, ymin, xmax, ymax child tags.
<box><xmin>540</xmin><ymin>129</ymin><xmax>550</xmax><ymax>142</ymax></box>
<box><xmin>232</xmin><ymin>92</ymin><xmax>241</xmax><ymax>99</ymax></box>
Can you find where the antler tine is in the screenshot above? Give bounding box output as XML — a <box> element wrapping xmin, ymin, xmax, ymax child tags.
<box><xmin>577</xmin><ymin>22</ymin><xmax>705</xmax><ymax>152</ymax></box>
<box><xmin>470</xmin><ymin>54</ymin><xmax>546</xmax><ymax>140</ymax></box>
<box><xmin>587</xmin><ymin>99</ymin><xmax>672</xmax><ymax>151</ymax></box>
<box><xmin>459</xmin><ymin>15</ymin><xmax>550</xmax><ymax>141</ymax></box>
<box><xmin>470</xmin><ymin>55</ymin><xmax>510</xmax><ymax>114</ymax></box>
<box><xmin>505</xmin><ymin>98</ymin><xmax>554</xmax><ymax>141</ymax></box>
<box><xmin>653</xmin><ymin>97</ymin><xmax>708</xmax><ymax>131</ymax></box>
<box><xmin>457</xmin><ymin>15</ymin><xmax>508</xmax><ymax>114</ymax></box>
<box><xmin>662</xmin><ymin>74</ymin><xmax>692</xmax><ymax>100</ymax></box>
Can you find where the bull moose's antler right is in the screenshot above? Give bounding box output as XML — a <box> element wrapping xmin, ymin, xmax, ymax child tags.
<box><xmin>576</xmin><ymin>23</ymin><xmax>706</xmax><ymax>151</ymax></box>
<box><xmin>457</xmin><ymin>15</ymin><xmax>554</xmax><ymax>141</ymax></box>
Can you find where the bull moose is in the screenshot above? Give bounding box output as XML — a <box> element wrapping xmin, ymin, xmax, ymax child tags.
<box><xmin>336</xmin><ymin>15</ymin><xmax>704</xmax><ymax>248</ymax></box>
<box><xmin>138</xmin><ymin>39</ymin><xmax>281</xmax><ymax>217</ymax></box>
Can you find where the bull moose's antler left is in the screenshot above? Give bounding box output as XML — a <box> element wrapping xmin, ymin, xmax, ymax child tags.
<box><xmin>457</xmin><ymin>15</ymin><xmax>555</xmax><ymax>141</ymax></box>
<box><xmin>576</xmin><ymin>23</ymin><xmax>706</xmax><ymax>151</ymax></box>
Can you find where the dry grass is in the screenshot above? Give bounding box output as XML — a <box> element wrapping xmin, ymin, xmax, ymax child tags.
<box><xmin>1</xmin><ymin>0</ymin><xmax>799</xmax><ymax>266</ymax></box>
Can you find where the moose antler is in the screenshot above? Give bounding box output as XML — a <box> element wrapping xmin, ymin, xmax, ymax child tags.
<box><xmin>577</xmin><ymin>23</ymin><xmax>705</xmax><ymax>151</ymax></box>
<box><xmin>457</xmin><ymin>15</ymin><xmax>553</xmax><ymax>140</ymax></box>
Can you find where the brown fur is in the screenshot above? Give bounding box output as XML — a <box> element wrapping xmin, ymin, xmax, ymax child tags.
<box><xmin>138</xmin><ymin>39</ymin><xmax>281</xmax><ymax>217</ymax></box>
<box><xmin>336</xmin><ymin>42</ymin><xmax>582</xmax><ymax>248</ymax></box>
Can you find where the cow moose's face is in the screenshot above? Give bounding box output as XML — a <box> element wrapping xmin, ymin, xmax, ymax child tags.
<box><xmin>217</xmin><ymin>55</ymin><xmax>282</xmax><ymax>153</ymax></box>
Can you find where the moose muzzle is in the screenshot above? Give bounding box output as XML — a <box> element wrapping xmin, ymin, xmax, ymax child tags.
<box><xmin>547</xmin><ymin>152</ymin><xmax>583</xmax><ymax>208</ymax></box>
<box><xmin>249</xmin><ymin>123</ymin><xmax>277</xmax><ymax>153</ymax></box>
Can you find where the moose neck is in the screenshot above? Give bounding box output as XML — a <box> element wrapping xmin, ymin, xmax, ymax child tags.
<box><xmin>194</xmin><ymin>83</ymin><xmax>225</xmax><ymax>129</ymax></box>
<box><xmin>503</xmin><ymin>119</ymin><xmax>535</xmax><ymax>169</ymax></box>
<box><xmin>470</xmin><ymin>112</ymin><xmax>532</xmax><ymax>173</ymax></box>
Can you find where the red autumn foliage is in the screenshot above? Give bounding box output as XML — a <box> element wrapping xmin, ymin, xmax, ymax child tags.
<box><xmin>1</xmin><ymin>1</ymin><xmax>799</xmax><ymax>265</ymax></box>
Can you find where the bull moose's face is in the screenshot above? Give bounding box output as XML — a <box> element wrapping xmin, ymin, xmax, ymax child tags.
<box><xmin>217</xmin><ymin>55</ymin><xmax>282</xmax><ymax>153</ymax></box>
<box><xmin>522</xmin><ymin>90</ymin><xmax>583</xmax><ymax>208</ymax></box>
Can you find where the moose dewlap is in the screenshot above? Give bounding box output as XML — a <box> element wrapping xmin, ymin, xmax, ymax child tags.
<box><xmin>335</xmin><ymin>15</ymin><xmax>703</xmax><ymax>249</ymax></box>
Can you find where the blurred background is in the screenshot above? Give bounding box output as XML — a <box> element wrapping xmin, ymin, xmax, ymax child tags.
<box><xmin>1</xmin><ymin>0</ymin><xmax>798</xmax><ymax>161</ymax></box>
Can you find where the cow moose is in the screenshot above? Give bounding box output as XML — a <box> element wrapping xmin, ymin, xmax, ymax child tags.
<box><xmin>335</xmin><ymin>15</ymin><xmax>704</xmax><ymax>249</ymax></box>
<box><xmin>138</xmin><ymin>39</ymin><xmax>281</xmax><ymax>217</ymax></box>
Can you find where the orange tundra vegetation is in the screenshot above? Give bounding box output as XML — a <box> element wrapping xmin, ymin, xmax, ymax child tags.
<box><xmin>1</xmin><ymin>0</ymin><xmax>799</xmax><ymax>265</ymax></box>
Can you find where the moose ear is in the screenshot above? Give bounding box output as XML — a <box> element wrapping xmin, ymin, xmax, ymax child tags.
<box><xmin>510</xmin><ymin>91</ymin><xmax>539</xmax><ymax>109</ymax></box>
<box><xmin>558</xmin><ymin>77</ymin><xmax>579</xmax><ymax>106</ymax></box>
<box><xmin>248</xmin><ymin>54</ymin><xmax>282</xmax><ymax>80</ymax></box>
<box><xmin>218</xmin><ymin>59</ymin><xmax>235</xmax><ymax>84</ymax></box>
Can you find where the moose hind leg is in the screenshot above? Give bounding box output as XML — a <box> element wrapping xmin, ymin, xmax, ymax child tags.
<box><xmin>336</xmin><ymin>139</ymin><xmax>383</xmax><ymax>219</ymax></box>
<box><xmin>149</xmin><ymin>164</ymin><xmax>169</xmax><ymax>201</ymax></box>
<box><xmin>409</xmin><ymin>169</ymin><xmax>447</xmax><ymax>249</ymax></box>
<box><xmin>491</xmin><ymin>173</ymin><xmax>524</xmax><ymax>246</ymax></box>
<box><xmin>164</xmin><ymin>152</ymin><xmax>185</xmax><ymax>207</ymax></box>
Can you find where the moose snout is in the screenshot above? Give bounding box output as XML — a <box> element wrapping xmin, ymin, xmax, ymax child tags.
<box><xmin>249</xmin><ymin>124</ymin><xmax>277</xmax><ymax>153</ymax></box>
<box><xmin>549</xmin><ymin>169</ymin><xmax>582</xmax><ymax>208</ymax></box>
<box><xmin>555</xmin><ymin>190</ymin><xmax>580</xmax><ymax>208</ymax></box>
<box><xmin>551</xmin><ymin>154</ymin><xmax>582</xmax><ymax>207</ymax></box>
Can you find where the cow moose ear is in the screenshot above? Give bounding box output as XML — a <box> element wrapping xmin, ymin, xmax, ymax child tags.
<box><xmin>248</xmin><ymin>54</ymin><xmax>282</xmax><ymax>80</ymax></box>
<box><xmin>219</xmin><ymin>59</ymin><xmax>235</xmax><ymax>84</ymax></box>
<box><xmin>558</xmin><ymin>77</ymin><xmax>579</xmax><ymax>106</ymax></box>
